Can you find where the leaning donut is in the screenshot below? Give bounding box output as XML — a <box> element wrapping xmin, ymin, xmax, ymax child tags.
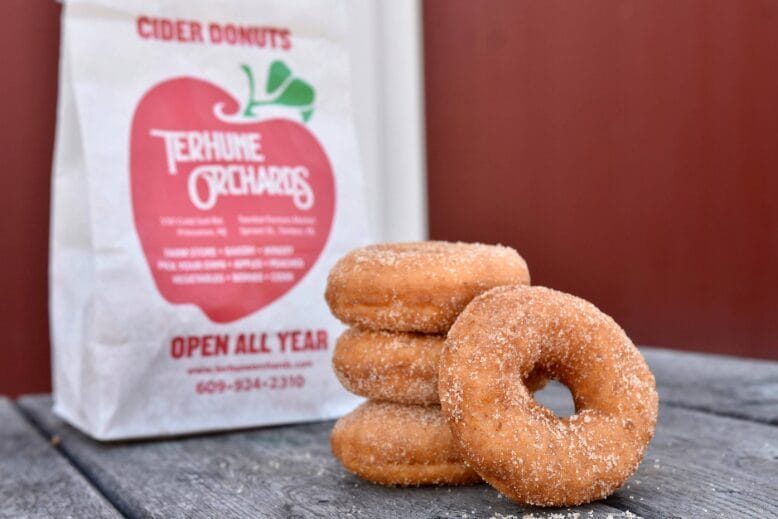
<box><xmin>439</xmin><ymin>285</ymin><xmax>658</xmax><ymax>507</ymax></box>
<box><xmin>330</xmin><ymin>401</ymin><xmax>482</xmax><ymax>486</ymax></box>
<box><xmin>333</xmin><ymin>328</ymin><xmax>550</xmax><ymax>405</ymax></box>
<box><xmin>325</xmin><ymin>242</ymin><xmax>530</xmax><ymax>333</ymax></box>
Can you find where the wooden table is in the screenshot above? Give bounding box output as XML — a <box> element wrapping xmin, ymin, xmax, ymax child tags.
<box><xmin>3</xmin><ymin>347</ymin><xmax>777</xmax><ymax>518</ymax></box>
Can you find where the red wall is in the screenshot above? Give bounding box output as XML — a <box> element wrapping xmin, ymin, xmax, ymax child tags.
<box><xmin>424</xmin><ymin>0</ymin><xmax>778</xmax><ymax>360</ymax></box>
<box><xmin>0</xmin><ymin>0</ymin><xmax>60</xmax><ymax>396</ymax></box>
<box><xmin>1</xmin><ymin>0</ymin><xmax>777</xmax><ymax>396</ymax></box>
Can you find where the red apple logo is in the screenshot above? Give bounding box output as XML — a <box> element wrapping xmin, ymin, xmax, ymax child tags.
<box><xmin>130</xmin><ymin>63</ymin><xmax>335</xmax><ymax>322</ymax></box>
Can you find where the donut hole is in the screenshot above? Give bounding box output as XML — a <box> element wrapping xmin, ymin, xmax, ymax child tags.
<box><xmin>533</xmin><ymin>380</ymin><xmax>575</xmax><ymax>418</ymax></box>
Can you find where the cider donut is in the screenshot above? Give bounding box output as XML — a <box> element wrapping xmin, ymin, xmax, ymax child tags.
<box><xmin>333</xmin><ymin>328</ymin><xmax>550</xmax><ymax>405</ymax></box>
<box><xmin>333</xmin><ymin>328</ymin><xmax>444</xmax><ymax>405</ymax></box>
<box><xmin>330</xmin><ymin>401</ymin><xmax>481</xmax><ymax>486</ymax></box>
<box><xmin>439</xmin><ymin>285</ymin><xmax>658</xmax><ymax>507</ymax></box>
<box><xmin>325</xmin><ymin>242</ymin><xmax>530</xmax><ymax>333</ymax></box>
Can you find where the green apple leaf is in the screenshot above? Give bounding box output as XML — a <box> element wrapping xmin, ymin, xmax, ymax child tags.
<box><xmin>266</xmin><ymin>61</ymin><xmax>292</xmax><ymax>95</ymax></box>
<box><xmin>241</xmin><ymin>62</ymin><xmax>316</xmax><ymax>122</ymax></box>
<box><xmin>274</xmin><ymin>78</ymin><xmax>315</xmax><ymax>108</ymax></box>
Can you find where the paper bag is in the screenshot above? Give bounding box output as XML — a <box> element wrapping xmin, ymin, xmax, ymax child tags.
<box><xmin>50</xmin><ymin>0</ymin><xmax>368</xmax><ymax>439</ymax></box>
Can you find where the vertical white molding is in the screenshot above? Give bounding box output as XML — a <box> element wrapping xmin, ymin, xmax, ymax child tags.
<box><xmin>346</xmin><ymin>0</ymin><xmax>427</xmax><ymax>242</ymax></box>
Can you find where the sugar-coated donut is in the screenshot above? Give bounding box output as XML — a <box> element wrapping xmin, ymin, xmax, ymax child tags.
<box><xmin>333</xmin><ymin>328</ymin><xmax>550</xmax><ymax>405</ymax></box>
<box><xmin>325</xmin><ymin>242</ymin><xmax>530</xmax><ymax>334</ymax></box>
<box><xmin>330</xmin><ymin>401</ymin><xmax>482</xmax><ymax>486</ymax></box>
<box><xmin>333</xmin><ymin>328</ymin><xmax>444</xmax><ymax>405</ymax></box>
<box><xmin>439</xmin><ymin>285</ymin><xmax>658</xmax><ymax>507</ymax></box>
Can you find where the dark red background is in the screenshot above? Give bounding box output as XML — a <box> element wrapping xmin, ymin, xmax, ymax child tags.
<box><xmin>1</xmin><ymin>1</ymin><xmax>60</xmax><ymax>397</ymax></box>
<box><xmin>1</xmin><ymin>0</ymin><xmax>777</xmax><ymax>396</ymax></box>
<box><xmin>424</xmin><ymin>0</ymin><xmax>778</xmax><ymax>361</ymax></box>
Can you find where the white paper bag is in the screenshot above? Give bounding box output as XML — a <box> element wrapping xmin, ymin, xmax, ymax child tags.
<box><xmin>50</xmin><ymin>0</ymin><xmax>368</xmax><ymax>439</ymax></box>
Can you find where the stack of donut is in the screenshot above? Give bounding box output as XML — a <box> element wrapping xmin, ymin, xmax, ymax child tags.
<box><xmin>325</xmin><ymin>241</ymin><xmax>659</xmax><ymax>507</ymax></box>
<box><xmin>325</xmin><ymin>242</ymin><xmax>532</xmax><ymax>486</ymax></box>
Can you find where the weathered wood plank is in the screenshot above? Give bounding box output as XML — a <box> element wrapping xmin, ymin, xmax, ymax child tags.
<box><xmin>16</xmin><ymin>347</ymin><xmax>778</xmax><ymax>519</ymax></box>
<box><xmin>642</xmin><ymin>347</ymin><xmax>778</xmax><ymax>424</ymax></box>
<box><xmin>605</xmin><ymin>403</ymin><xmax>778</xmax><ymax>518</ymax></box>
<box><xmin>536</xmin><ymin>381</ymin><xmax>778</xmax><ymax>517</ymax></box>
<box><xmin>18</xmin><ymin>395</ymin><xmax>625</xmax><ymax>518</ymax></box>
<box><xmin>537</xmin><ymin>383</ymin><xmax>778</xmax><ymax>518</ymax></box>
<box><xmin>0</xmin><ymin>397</ymin><xmax>119</xmax><ymax>519</ymax></box>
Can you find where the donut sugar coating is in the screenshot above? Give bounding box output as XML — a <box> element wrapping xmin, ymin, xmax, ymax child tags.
<box><xmin>333</xmin><ymin>328</ymin><xmax>444</xmax><ymax>405</ymax></box>
<box><xmin>330</xmin><ymin>401</ymin><xmax>482</xmax><ymax>486</ymax></box>
<box><xmin>438</xmin><ymin>285</ymin><xmax>658</xmax><ymax>507</ymax></box>
<box><xmin>325</xmin><ymin>242</ymin><xmax>530</xmax><ymax>334</ymax></box>
<box><xmin>333</xmin><ymin>328</ymin><xmax>550</xmax><ymax>405</ymax></box>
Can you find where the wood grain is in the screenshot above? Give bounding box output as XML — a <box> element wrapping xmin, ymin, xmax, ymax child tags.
<box><xmin>604</xmin><ymin>404</ymin><xmax>778</xmax><ymax>518</ymax></box>
<box><xmin>536</xmin><ymin>379</ymin><xmax>778</xmax><ymax>518</ymax></box>
<box><xmin>643</xmin><ymin>347</ymin><xmax>778</xmax><ymax>424</ymax></box>
<box><xmin>17</xmin><ymin>395</ymin><xmax>622</xmax><ymax>518</ymax></box>
<box><xmin>0</xmin><ymin>397</ymin><xmax>118</xmax><ymax>519</ymax></box>
<box><xmin>11</xmin><ymin>347</ymin><xmax>778</xmax><ymax>518</ymax></box>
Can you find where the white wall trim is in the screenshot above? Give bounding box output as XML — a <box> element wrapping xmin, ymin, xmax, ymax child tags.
<box><xmin>347</xmin><ymin>0</ymin><xmax>427</xmax><ymax>242</ymax></box>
